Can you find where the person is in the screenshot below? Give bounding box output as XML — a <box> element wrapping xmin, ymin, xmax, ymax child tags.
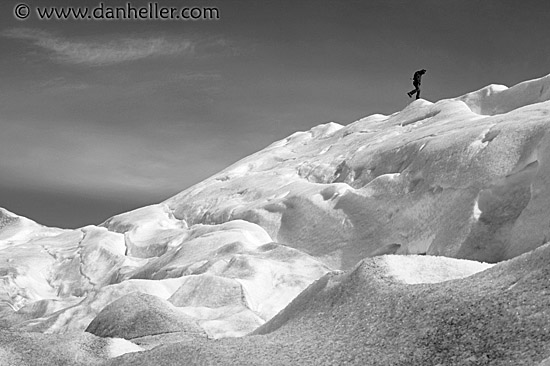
<box><xmin>407</xmin><ymin>69</ymin><xmax>426</xmax><ymax>99</ymax></box>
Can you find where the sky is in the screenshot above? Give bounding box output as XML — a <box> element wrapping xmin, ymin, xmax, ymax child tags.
<box><xmin>1</xmin><ymin>0</ymin><xmax>550</xmax><ymax>228</ymax></box>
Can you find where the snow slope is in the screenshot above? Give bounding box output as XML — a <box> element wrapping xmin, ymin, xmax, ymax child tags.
<box><xmin>110</xmin><ymin>242</ymin><xmax>550</xmax><ymax>366</ymax></box>
<box><xmin>1</xmin><ymin>73</ymin><xmax>550</xmax><ymax>364</ymax></box>
<box><xmin>164</xmin><ymin>73</ymin><xmax>550</xmax><ymax>268</ymax></box>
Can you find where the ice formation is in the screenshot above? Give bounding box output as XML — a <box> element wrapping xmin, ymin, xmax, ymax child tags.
<box><xmin>2</xmin><ymin>73</ymin><xmax>550</xmax><ymax>365</ymax></box>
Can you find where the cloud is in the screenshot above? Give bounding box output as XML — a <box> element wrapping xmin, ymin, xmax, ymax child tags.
<box><xmin>2</xmin><ymin>28</ymin><xmax>196</xmax><ymax>66</ymax></box>
<box><xmin>36</xmin><ymin>76</ymin><xmax>91</xmax><ymax>93</ymax></box>
<box><xmin>173</xmin><ymin>72</ymin><xmax>222</xmax><ymax>82</ymax></box>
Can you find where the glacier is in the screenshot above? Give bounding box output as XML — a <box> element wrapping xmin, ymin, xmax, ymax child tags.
<box><xmin>2</xmin><ymin>73</ymin><xmax>550</xmax><ymax>365</ymax></box>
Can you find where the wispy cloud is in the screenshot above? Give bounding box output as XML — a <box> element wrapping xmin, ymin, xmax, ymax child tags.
<box><xmin>2</xmin><ymin>28</ymin><xmax>196</xmax><ymax>66</ymax></box>
<box><xmin>36</xmin><ymin>77</ymin><xmax>91</xmax><ymax>93</ymax></box>
<box><xmin>173</xmin><ymin>72</ymin><xmax>222</xmax><ymax>82</ymax></box>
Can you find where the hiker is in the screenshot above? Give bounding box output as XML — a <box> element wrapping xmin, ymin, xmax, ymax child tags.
<box><xmin>407</xmin><ymin>69</ymin><xmax>426</xmax><ymax>99</ymax></box>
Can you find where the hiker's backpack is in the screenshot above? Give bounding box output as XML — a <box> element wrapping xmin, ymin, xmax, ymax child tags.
<box><xmin>413</xmin><ymin>71</ymin><xmax>422</xmax><ymax>84</ymax></box>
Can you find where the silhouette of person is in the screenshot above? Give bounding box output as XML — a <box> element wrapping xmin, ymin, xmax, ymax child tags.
<box><xmin>407</xmin><ymin>69</ymin><xmax>426</xmax><ymax>99</ymax></box>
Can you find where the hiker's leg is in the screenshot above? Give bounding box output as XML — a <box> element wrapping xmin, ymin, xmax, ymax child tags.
<box><xmin>415</xmin><ymin>86</ymin><xmax>421</xmax><ymax>99</ymax></box>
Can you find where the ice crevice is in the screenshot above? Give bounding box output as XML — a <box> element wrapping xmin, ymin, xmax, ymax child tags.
<box><xmin>77</xmin><ymin>229</ymin><xmax>96</xmax><ymax>289</ymax></box>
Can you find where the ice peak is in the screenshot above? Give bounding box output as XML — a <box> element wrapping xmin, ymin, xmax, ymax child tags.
<box><xmin>454</xmin><ymin>73</ymin><xmax>550</xmax><ymax>115</ymax></box>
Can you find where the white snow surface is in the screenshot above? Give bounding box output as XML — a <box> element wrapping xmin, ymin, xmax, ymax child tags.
<box><xmin>0</xmin><ymin>206</ymin><xmax>330</xmax><ymax>340</ymax></box>
<box><xmin>164</xmin><ymin>73</ymin><xmax>550</xmax><ymax>268</ymax></box>
<box><xmin>2</xmin><ymin>73</ymin><xmax>550</xmax><ymax>352</ymax></box>
<box><xmin>382</xmin><ymin>254</ymin><xmax>494</xmax><ymax>284</ymax></box>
